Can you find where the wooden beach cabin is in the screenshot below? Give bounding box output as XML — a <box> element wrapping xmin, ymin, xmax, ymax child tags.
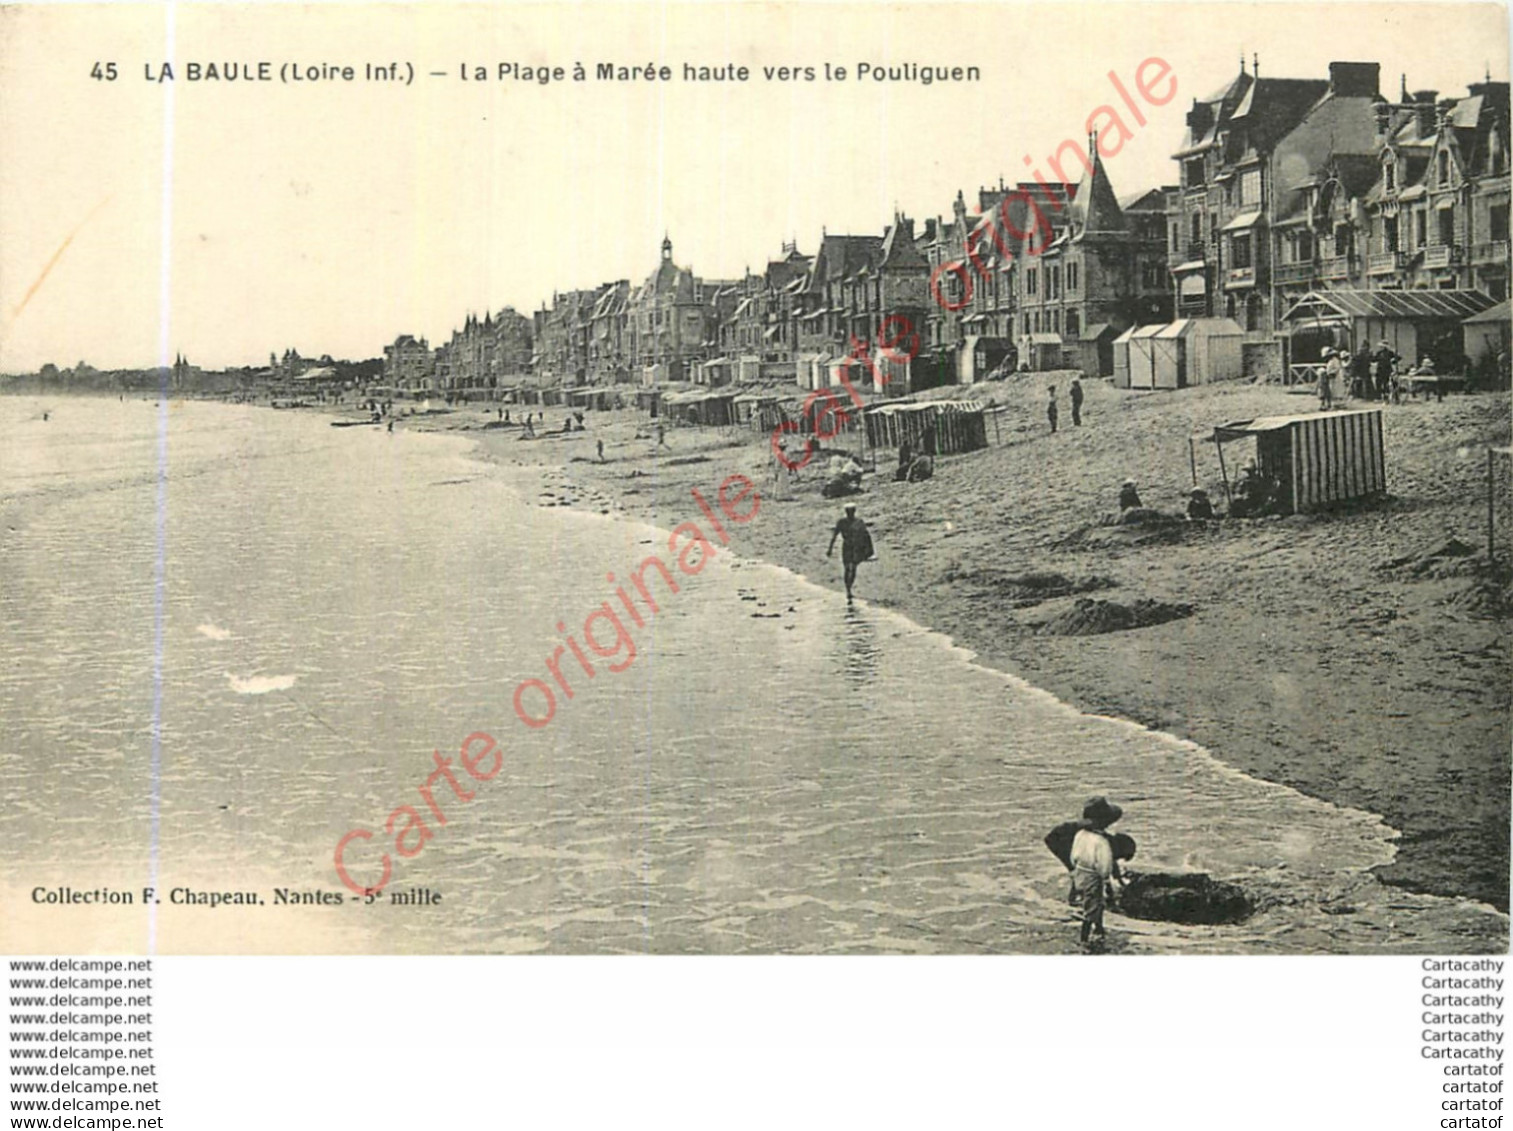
<box><xmin>1150</xmin><ymin>319</ymin><xmax>1245</xmax><ymax>389</ymax></box>
<box><xmin>663</xmin><ymin>388</ymin><xmax>737</xmax><ymax>427</ymax></box>
<box><xmin>1115</xmin><ymin>324</ymin><xmax>1163</xmax><ymax>389</ymax></box>
<box><xmin>1463</xmin><ymin>300</ymin><xmax>1512</xmax><ymax>376</ymax></box>
<box><xmin>1205</xmin><ymin>408</ymin><xmax>1385</xmax><ymax>515</ymax></box>
<box><xmin>1021</xmin><ymin>332</ymin><xmax>1064</xmax><ymax>372</ymax></box>
<box><xmin>795</xmin><ymin>353</ymin><xmax>829</xmax><ymax>391</ymax></box>
<box><xmin>1069</xmin><ymin>322</ymin><xmax>1121</xmax><ymax>379</ymax></box>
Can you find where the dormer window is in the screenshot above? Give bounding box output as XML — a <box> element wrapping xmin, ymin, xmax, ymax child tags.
<box><xmin>1438</xmin><ymin>150</ymin><xmax>1451</xmax><ymax>186</ymax></box>
<box><xmin>1384</xmin><ymin>156</ymin><xmax>1396</xmax><ymax>193</ymax></box>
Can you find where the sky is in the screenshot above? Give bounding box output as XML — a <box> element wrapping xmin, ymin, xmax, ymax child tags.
<box><xmin>0</xmin><ymin>1</ymin><xmax>1507</xmax><ymax>371</ymax></box>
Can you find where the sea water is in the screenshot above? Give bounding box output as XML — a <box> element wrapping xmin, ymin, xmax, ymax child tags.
<box><xmin>0</xmin><ymin>396</ymin><xmax>1503</xmax><ymax>953</ymax></box>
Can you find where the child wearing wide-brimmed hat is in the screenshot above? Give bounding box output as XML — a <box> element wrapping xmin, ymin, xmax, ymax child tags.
<box><xmin>1069</xmin><ymin>796</ymin><xmax>1127</xmax><ymax>951</ymax></box>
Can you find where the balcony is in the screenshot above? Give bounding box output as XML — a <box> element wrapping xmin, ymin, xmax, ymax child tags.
<box><xmin>1225</xmin><ymin>265</ymin><xmax>1257</xmax><ymax>289</ymax></box>
<box><xmin>1472</xmin><ymin>240</ymin><xmax>1508</xmax><ymax>265</ymax></box>
<box><xmin>1320</xmin><ymin>255</ymin><xmax>1353</xmax><ymax>281</ymax></box>
<box><xmin>1169</xmin><ymin>242</ymin><xmax>1206</xmax><ymax>267</ymax></box>
<box><xmin>1367</xmin><ymin>252</ymin><xmax>1403</xmax><ymax>276</ymax></box>
<box><xmin>1275</xmin><ymin>261</ymin><xmax>1315</xmax><ymax>285</ymax></box>
<box><xmin>1423</xmin><ymin>244</ymin><xmax>1461</xmax><ymax>269</ymax></box>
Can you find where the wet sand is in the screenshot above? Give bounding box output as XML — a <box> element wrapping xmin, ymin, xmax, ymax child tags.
<box><xmin>412</xmin><ymin>378</ymin><xmax>1511</xmax><ymax>912</ymax></box>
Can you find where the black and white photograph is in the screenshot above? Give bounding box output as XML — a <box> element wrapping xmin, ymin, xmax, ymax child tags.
<box><xmin>1</xmin><ymin>2</ymin><xmax>1508</xmax><ymax>960</ymax></box>
<box><xmin>1</xmin><ymin>4</ymin><xmax>1511</xmax><ymax>1122</ymax></box>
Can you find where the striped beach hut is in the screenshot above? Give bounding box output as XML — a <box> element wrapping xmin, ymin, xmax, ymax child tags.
<box><xmin>862</xmin><ymin>400</ymin><xmax>988</xmax><ymax>456</ymax></box>
<box><xmin>1208</xmin><ymin>408</ymin><xmax>1385</xmax><ymax>515</ymax></box>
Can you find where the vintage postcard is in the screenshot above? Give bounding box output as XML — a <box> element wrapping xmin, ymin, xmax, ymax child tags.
<box><xmin>0</xmin><ymin>2</ymin><xmax>1508</xmax><ymax>958</ymax></box>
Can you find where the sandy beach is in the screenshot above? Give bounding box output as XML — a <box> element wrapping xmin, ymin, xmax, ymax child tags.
<box><xmin>388</xmin><ymin>377</ymin><xmax>1513</xmax><ymax>912</ymax></box>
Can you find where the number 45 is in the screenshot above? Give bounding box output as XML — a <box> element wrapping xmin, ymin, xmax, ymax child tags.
<box><xmin>91</xmin><ymin>62</ymin><xmax>117</xmax><ymax>81</ymax></box>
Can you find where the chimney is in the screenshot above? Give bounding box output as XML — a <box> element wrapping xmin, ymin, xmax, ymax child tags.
<box><xmin>1328</xmin><ymin>61</ymin><xmax>1380</xmax><ymax>98</ymax></box>
<box><xmin>1187</xmin><ymin>101</ymin><xmax>1214</xmax><ymax>138</ymax></box>
<box><xmin>1437</xmin><ymin>98</ymin><xmax>1455</xmax><ymax>130</ymax></box>
<box><xmin>1373</xmin><ymin>100</ymin><xmax>1392</xmax><ymax>137</ymax></box>
<box><xmin>1413</xmin><ymin>90</ymin><xmax>1438</xmax><ymax>136</ymax></box>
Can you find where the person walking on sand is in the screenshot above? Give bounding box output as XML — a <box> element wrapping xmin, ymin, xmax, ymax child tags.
<box><xmin>1070</xmin><ymin>376</ymin><xmax>1084</xmax><ymax>427</ymax></box>
<box><xmin>597</xmin><ymin>438</ymin><xmax>605</xmax><ymax>463</ymax></box>
<box><xmin>826</xmin><ymin>503</ymin><xmax>874</xmax><ymax>605</ymax></box>
<box><xmin>1047</xmin><ymin>386</ymin><xmax>1059</xmax><ymax>434</ymax></box>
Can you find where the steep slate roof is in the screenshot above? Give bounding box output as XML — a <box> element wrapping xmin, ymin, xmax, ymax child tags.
<box><xmin>814</xmin><ymin>235</ymin><xmax>883</xmax><ymax>283</ymax></box>
<box><xmin>1068</xmin><ymin>142</ymin><xmax>1127</xmax><ymax>236</ymax></box>
<box><xmin>764</xmin><ymin>249</ymin><xmax>811</xmax><ymax>289</ymax></box>
<box><xmin>1272</xmin><ymin>90</ymin><xmax>1387</xmax><ymax>221</ymax></box>
<box><xmin>1230</xmin><ymin>78</ymin><xmax>1334</xmax><ymax>153</ymax></box>
<box><xmin>1176</xmin><ymin>69</ymin><xmax>1330</xmax><ymax>159</ymax></box>
<box><xmin>1119</xmin><ymin>187</ymin><xmax>1174</xmax><ymax>213</ymax></box>
<box><xmin>966</xmin><ymin>181</ymin><xmax>1078</xmax><ymax>262</ymax></box>
<box><xmin>880</xmin><ymin>219</ymin><xmax>928</xmax><ymax>269</ymax></box>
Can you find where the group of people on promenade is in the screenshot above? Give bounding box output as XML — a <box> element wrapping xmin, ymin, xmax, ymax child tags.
<box><xmin>1315</xmin><ymin>340</ymin><xmax>1499</xmax><ymax>409</ymax></box>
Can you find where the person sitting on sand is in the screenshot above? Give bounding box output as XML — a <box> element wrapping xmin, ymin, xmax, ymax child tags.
<box><xmin>895</xmin><ymin>437</ymin><xmax>914</xmax><ymax>482</ymax></box>
<box><xmin>1118</xmin><ymin>479</ymin><xmax>1142</xmax><ymax>511</ymax></box>
<box><xmin>1186</xmin><ymin>488</ymin><xmax>1215</xmax><ymax>521</ymax></box>
<box><xmin>1230</xmin><ymin>458</ymin><xmax>1277</xmax><ymax>518</ymax></box>
<box><xmin>1413</xmin><ymin>357</ymin><xmax>1444</xmax><ymax>403</ymax></box>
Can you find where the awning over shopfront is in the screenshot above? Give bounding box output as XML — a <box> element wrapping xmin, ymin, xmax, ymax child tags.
<box><xmin>1221</xmin><ymin>210</ymin><xmax>1264</xmax><ymax>231</ymax></box>
<box><xmin>1282</xmin><ymin>288</ymin><xmax>1497</xmax><ymax>323</ymax></box>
